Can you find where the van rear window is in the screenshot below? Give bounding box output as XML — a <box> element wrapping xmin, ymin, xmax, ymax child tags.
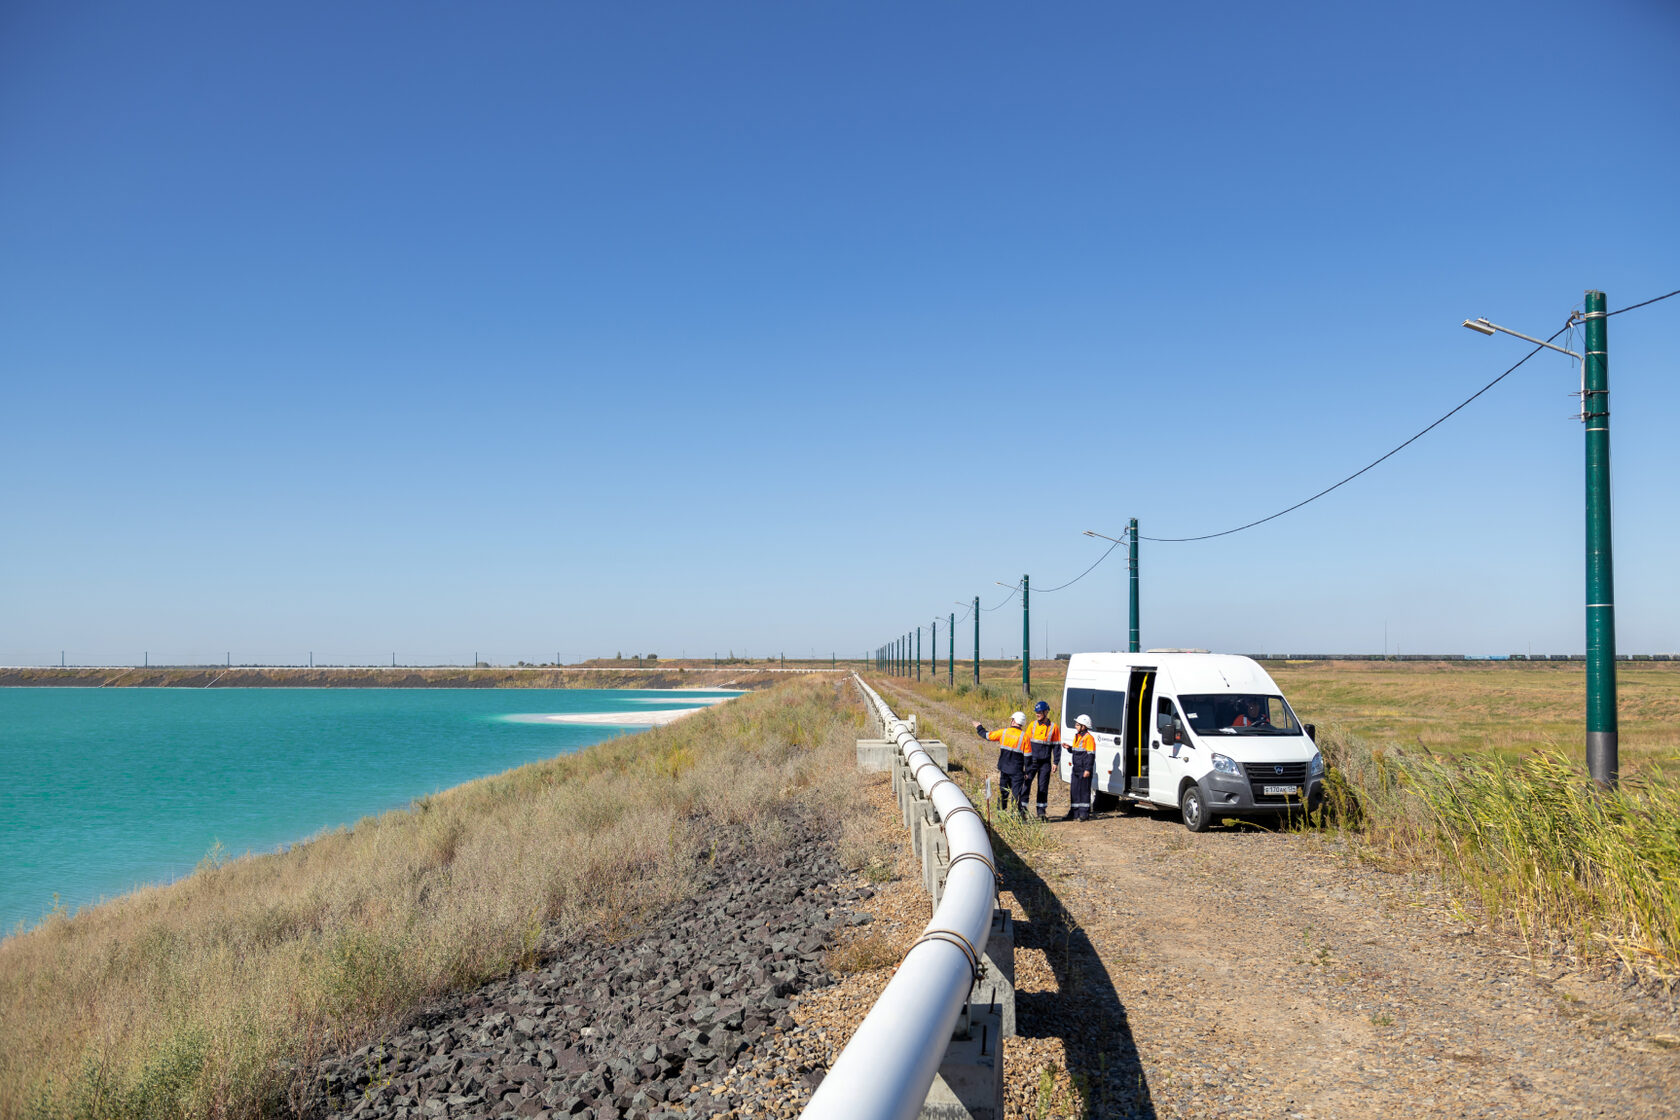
<box><xmin>1062</xmin><ymin>687</ymin><xmax>1126</xmax><ymax>735</ymax></box>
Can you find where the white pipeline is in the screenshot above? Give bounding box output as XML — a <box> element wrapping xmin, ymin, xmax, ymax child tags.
<box><xmin>800</xmin><ymin>677</ymin><xmax>997</xmax><ymax>1120</ymax></box>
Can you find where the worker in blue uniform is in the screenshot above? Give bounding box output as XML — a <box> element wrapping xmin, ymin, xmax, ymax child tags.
<box><xmin>975</xmin><ymin>712</ymin><xmax>1029</xmax><ymax>816</ymax></box>
<box><xmin>1023</xmin><ymin>700</ymin><xmax>1061</xmax><ymax>821</ymax></box>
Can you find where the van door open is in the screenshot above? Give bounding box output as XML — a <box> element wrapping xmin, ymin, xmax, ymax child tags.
<box><xmin>1124</xmin><ymin>668</ymin><xmax>1156</xmax><ymax>798</ymax></box>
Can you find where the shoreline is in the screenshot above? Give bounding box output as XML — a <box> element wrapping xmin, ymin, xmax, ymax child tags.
<box><xmin>0</xmin><ymin>666</ymin><xmax>809</xmax><ymax>690</ymax></box>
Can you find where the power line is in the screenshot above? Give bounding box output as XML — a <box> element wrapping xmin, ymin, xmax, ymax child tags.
<box><xmin>1141</xmin><ymin>323</ymin><xmax>1571</xmax><ymax>543</ymax></box>
<box><xmin>899</xmin><ymin>286</ymin><xmax>1673</xmax><ymax>638</ymax></box>
<box><xmin>1035</xmin><ymin>533</ymin><xmax>1124</xmax><ymax>593</ymax></box>
<box><xmin>1607</xmin><ymin>288</ymin><xmax>1679</xmax><ymax>317</ymax></box>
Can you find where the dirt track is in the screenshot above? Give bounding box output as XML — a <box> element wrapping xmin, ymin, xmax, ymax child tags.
<box><xmin>875</xmin><ymin>678</ymin><xmax>1680</xmax><ymax>1120</ymax></box>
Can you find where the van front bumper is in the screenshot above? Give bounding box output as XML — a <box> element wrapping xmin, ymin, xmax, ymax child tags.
<box><xmin>1198</xmin><ymin>771</ymin><xmax>1323</xmax><ymax>814</ymax></box>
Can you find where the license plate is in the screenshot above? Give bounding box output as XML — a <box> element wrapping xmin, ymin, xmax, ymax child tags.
<box><xmin>1263</xmin><ymin>784</ymin><xmax>1302</xmax><ymax>797</ymax></box>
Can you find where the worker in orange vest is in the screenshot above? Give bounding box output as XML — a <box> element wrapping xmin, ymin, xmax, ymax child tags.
<box><xmin>1023</xmin><ymin>700</ymin><xmax>1062</xmax><ymax>820</ymax></box>
<box><xmin>974</xmin><ymin>711</ymin><xmax>1029</xmax><ymax>817</ymax></box>
<box><xmin>1066</xmin><ymin>714</ymin><xmax>1096</xmax><ymax>821</ymax></box>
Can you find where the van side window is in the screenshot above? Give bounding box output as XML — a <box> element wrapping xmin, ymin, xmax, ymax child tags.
<box><xmin>1157</xmin><ymin>697</ymin><xmax>1178</xmax><ymax>737</ymax></box>
<box><xmin>1063</xmin><ymin>687</ymin><xmax>1125</xmax><ymax>735</ymax></box>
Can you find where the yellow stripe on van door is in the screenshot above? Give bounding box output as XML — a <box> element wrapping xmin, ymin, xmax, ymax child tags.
<box><xmin>1136</xmin><ymin>671</ymin><xmax>1152</xmax><ymax>778</ymax></box>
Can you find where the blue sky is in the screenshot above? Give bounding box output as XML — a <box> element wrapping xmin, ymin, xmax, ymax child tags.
<box><xmin>3</xmin><ymin>0</ymin><xmax>1677</xmax><ymax>665</ymax></box>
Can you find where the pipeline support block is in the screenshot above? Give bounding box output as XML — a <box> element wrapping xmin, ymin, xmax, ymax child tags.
<box><xmin>918</xmin><ymin>1003</ymin><xmax>1003</xmax><ymax>1120</ymax></box>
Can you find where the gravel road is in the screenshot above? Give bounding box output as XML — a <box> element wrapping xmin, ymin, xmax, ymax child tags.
<box><xmin>875</xmin><ymin>677</ymin><xmax>1680</xmax><ymax>1119</ymax></box>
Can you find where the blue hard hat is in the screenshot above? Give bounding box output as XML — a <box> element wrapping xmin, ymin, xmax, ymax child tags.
<box><xmin>1034</xmin><ymin>700</ymin><xmax>1049</xmax><ymax>713</ymax></box>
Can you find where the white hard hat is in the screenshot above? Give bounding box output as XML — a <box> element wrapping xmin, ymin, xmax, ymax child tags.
<box><xmin>1076</xmin><ymin>714</ymin><xmax>1092</xmax><ymax>728</ymax></box>
<box><xmin>1010</xmin><ymin>711</ymin><xmax>1025</xmax><ymax>725</ymax></box>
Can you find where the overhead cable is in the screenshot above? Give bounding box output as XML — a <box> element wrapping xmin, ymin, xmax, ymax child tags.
<box><xmin>1607</xmin><ymin>288</ymin><xmax>1679</xmax><ymax>317</ymax></box>
<box><xmin>1034</xmin><ymin>534</ymin><xmax>1124</xmax><ymax>593</ymax></box>
<box><xmin>1140</xmin><ymin>323</ymin><xmax>1570</xmax><ymax>543</ymax></box>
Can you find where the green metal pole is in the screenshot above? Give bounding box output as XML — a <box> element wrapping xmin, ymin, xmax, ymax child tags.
<box><xmin>916</xmin><ymin>627</ymin><xmax>921</xmax><ymax>681</ymax></box>
<box><xmin>1021</xmin><ymin>574</ymin><xmax>1030</xmax><ymax>696</ymax></box>
<box><xmin>972</xmin><ymin>596</ymin><xmax>980</xmax><ymax>686</ymax></box>
<box><xmin>948</xmin><ymin>612</ymin><xmax>954</xmax><ymax>685</ymax></box>
<box><xmin>930</xmin><ymin>621</ymin><xmax>936</xmax><ymax>681</ymax></box>
<box><xmin>1129</xmin><ymin>517</ymin><xmax>1140</xmax><ymax>653</ymax></box>
<box><xmin>1582</xmin><ymin>290</ymin><xmax>1618</xmax><ymax>786</ymax></box>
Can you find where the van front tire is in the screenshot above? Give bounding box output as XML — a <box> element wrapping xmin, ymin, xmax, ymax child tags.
<box><xmin>1180</xmin><ymin>783</ymin><xmax>1212</xmax><ymax>833</ymax></box>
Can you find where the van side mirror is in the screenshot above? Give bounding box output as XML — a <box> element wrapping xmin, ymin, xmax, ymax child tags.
<box><xmin>1304</xmin><ymin>723</ymin><xmax>1317</xmax><ymax>743</ymax></box>
<box><xmin>1156</xmin><ymin>712</ymin><xmax>1174</xmax><ymax>735</ymax></box>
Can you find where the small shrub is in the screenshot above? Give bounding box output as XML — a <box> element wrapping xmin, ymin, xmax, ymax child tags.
<box><xmin>825</xmin><ymin>933</ymin><xmax>898</xmax><ymax>974</ymax></box>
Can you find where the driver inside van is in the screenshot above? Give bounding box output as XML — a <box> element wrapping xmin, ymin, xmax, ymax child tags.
<box><xmin>1231</xmin><ymin>697</ymin><xmax>1271</xmax><ymax>729</ymax></box>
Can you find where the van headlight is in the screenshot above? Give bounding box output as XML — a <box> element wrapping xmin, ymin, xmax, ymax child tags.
<box><xmin>1210</xmin><ymin>752</ymin><xmax>1240</xmax><ymax>776</ymax></box>
<box><xmin>1308</xmin><ymin>751</ymin><xmax>1325</xmax><ymax>777</ymax></box>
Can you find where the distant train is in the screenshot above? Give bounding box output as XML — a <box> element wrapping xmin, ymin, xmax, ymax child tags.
<box><xmin>1239</xmin><ymin>653</ymin><xmax>1674</xmax><ymax>662</ymax></box>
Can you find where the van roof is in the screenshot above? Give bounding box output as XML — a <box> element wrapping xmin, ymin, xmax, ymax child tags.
<box><xmin>1064</xmin><ymin>651</ymin><xmax>1281</xmax><ymax>695</ymax></box>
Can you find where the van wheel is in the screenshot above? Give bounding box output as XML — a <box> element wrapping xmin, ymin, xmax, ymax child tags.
<box><xmin>1180</xmin><ymin>783</ymin><xmax>1212</xmax><ymax>832</ymax></box>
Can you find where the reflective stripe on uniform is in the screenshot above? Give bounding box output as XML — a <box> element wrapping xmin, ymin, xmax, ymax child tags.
<box><xmin>1027</xmin><ymin>718</ymin><xmax>1060</xmax><ymax>752</ymax></box>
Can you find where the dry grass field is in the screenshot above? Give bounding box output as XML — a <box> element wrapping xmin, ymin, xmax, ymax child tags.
<box><xmin>1266</xmin><ymin>659</ymin><xmax>1680</xmax><ymax>777</ymax></box>
<box><xmin>0</xmin><ymin>677</ymin><xmax>872</xmax><ymax>1120</ymax></box>
<box><xmin>904</xmin><ymin>657</ymin><xmax>1680</xmax><ymax>776</ymax></box>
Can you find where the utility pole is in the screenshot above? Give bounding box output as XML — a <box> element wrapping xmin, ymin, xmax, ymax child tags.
<box><xmin>1129</xmin><ymin>517</ymin><xmax>1140</xmax><ymax>653</ymax></box>
<box><xmin>916</xmin><ymin>627</ymin><xmax>921</xmax><ymax>681</ymax></box>
<box><xmin>931</xmin><ymin>620</ymin><xmax>937</xmax><ymax>682</ymax></box>
<box><xmin>1582</xmin><ymin>290</ymin><xmax>1618</xmax><ymax>786</ymax></box>
<box><xmin>972</xmin><ymin>596</ymin><xmax>980</xmax><ymax>686</ymax></box>
<box><xmin>948</xmin><ymin>612</ymin><xmax>954</xmax><ymax>685</ymax></box>
<box><xmin>1021</xmin><ymin>574</ymin><xmax>1030</xmax><ymax>696</ymax></box>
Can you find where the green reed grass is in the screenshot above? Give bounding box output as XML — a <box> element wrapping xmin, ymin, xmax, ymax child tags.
<box><xmin>1317</xmin><ymin>727</ymin><xmax>1680</xmax><ymax>979</ymax></box>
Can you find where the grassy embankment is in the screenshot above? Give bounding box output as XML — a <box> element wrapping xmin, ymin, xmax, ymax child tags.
<box><xmin>0</xmin><ymin>677</ymin><xmax>886</xmax><ymax>1120</ymax></box>
<box><xmin>883</xmin><ymin>660</ymin><xmax>1680</xmax><ymax>979</ymax></box>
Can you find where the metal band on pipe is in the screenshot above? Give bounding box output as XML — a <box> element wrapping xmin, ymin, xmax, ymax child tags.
<box><xmin>908</xmin><ymin>927</ymin><xmax>983</xmax><ymax>981</ymax></box>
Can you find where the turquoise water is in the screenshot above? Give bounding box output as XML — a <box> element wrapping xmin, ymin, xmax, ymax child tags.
<box><xmin>0</xmin><ymin>688</ymin><xmax>738</xmax><ymax>935</ymax></box>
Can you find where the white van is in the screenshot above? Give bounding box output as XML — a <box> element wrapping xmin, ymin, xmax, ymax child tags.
<box><xmin>1056</xmin><ymin>651</ymin><xmax>1323</xmax><ymax>831</ymax></box>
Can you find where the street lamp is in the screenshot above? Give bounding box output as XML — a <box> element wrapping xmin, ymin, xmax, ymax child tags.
<box><xmin>1085</xmin><ymin>521</ymin><xmax>1140</xmax><ymax>652</ymax></box>
<box><xmin>1464</xmin><ymin>296</ymin><xmax>1616</xmax><ymax>785</ymax></box>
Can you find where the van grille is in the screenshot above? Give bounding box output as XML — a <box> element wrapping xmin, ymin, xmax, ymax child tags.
<box><xmin>1243</xmin><ymin>761</ymin><xmax>1309</xmax><ymax>802</ymax></box>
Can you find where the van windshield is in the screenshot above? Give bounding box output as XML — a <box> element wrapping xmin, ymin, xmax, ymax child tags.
<box><xmin>1177</xmin><ymin>694</ymin><xmax>1300</xmax><ymax>736</ymax></box>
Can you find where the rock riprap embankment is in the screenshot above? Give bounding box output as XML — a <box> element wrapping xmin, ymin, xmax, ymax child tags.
<box><xmin>311</xmin><ymin>816</ymin><xmax>860</xmax><ymax>1120</ymax></box>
